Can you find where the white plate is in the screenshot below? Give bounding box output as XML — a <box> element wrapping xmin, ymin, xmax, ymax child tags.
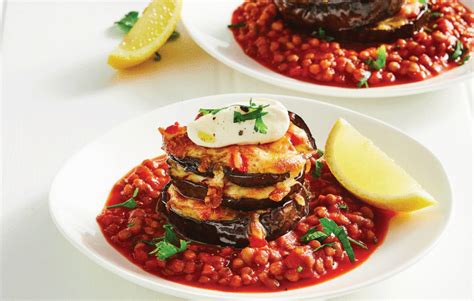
<box><xmin>49</xmin><ymin>93</ymin><xmax>452</xmax><ymax>300</ymax></box>
<box><xmin>181</xmin><ymin>0</ymin><xmax>474</xmax><ymax>98</ymax></box>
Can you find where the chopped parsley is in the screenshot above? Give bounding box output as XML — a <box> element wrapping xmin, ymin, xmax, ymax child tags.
<box><xmin>301</xmin><ymin>218</ymin><xmax>368</xmax><ymax>263</ymax></box>
<box><xmin>319</xmin><ymin>218</ymin><xmax>356</xmax><ymax>263</ymax></box>
<box><xmin>337</xmin><ymin>203</ymin><xmax>348</xmax><ymax>210</ymax></box>
<box><xmin>149</xmin><ymin>224</ymin><xmax>188</xmax><ymax>260</ymax></box>
<box><xmin>348</xmin><ymin>237</ymin><xmax>368</xmax><ymax>250</ymax></box>
<box><xmin>418</xmin><ymin>0</ymin><xmax>427</xmax><ymax>4</ymax></box>
<box><xmin>357</xmin><ymin>71</ymin><xmax>371</xmax><ymax>89</ymax></box>
<box><xmin>154</xmin><ymin>52</ymin><xmax>162</xmax><ymax>61</ymax></box>
<box><xmin>168</xmin><ymin>31</ymin><xmax>180</xmax><ymax>42</ymax></box>
<box><xmin>312</xmin><ymin>160</ymin><xmax>324</xmax><ymax>178</ymax></box>
<box><xmin>312</xmin><ymin>149</ymin><xmax>325</xmax><ymax>179</ymax></box>
<box><xmin>313</xmin><ymin>242</ymin><xmax>334</xmax><ymax>252</ymax></box>
<box><xmin>450</xmin><ymin>40</ymin><xmax>470</xmax><ymax>65</ymax></box>
<box><xmin>366</xmin><ymin>45</ymin><xmax>387</xmax><ymax>71</ymax></box>
<box><xmin>228</xmin><ymin>22</ymin><xmax>247</xmax><ymax>29</ymax></box>
<box><xmin>107</xmin><ymin>188</ymin><xmax>139</xmax><ymax>209</ymax></box>
<box><xmin>311</xmin><ymin>27</ymin><xmax>335</xmax><ymax>42</ymax></box>
<box><xmin>199</xmin><ymin>108</ymin><xmax>225</xmax><ymax>115</ymax></box>
<box><xmin>233</xmin><ymin>99</ymin><xmax>269</xmax><ymax>134</ymax></box>
<box><xmin>296</xmin><ymin>266</ymin><xmax>303</xmax><ymax>273</ymax></box>
<box><xmin>430</xmin><ymin>11</ymin><xmax>443</xmax><ymax>19</ymax></box>
<box><xmin>300</xmin><ymin>228</ymin><xmax>328</xmax><ymax>243</ymax></box>
<box><xmin>141</xmin><ymin>237</ymin><xmax>163</xmax><ymax>246</ymax></box>
<box><xmin>115</xmin><ymin>11</ymin><xmax>139</xmax><ymax>33</ymax></box>
<box><xmin>127</xmin><ymin>223</ymin><xmax>135</xmax><ymax>228</ymax></box>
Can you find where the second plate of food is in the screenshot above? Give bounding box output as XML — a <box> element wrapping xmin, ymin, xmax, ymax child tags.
<box><xmin>50</xmin><ymin>93</ymin><xmax>451</xmax><ymax>300</ymax></box>
<box><xmin>182</xmin><ymin>0</ymin><xmax>474</xmax><ymax>98</ymax></box>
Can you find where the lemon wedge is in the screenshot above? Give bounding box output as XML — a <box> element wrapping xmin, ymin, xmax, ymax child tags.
<box><xmin>325</xmin><ymin>118</ymin><xmax>436</xmax><ymax>212</ymax></box>
<box><xmin>108</xmin><ymin>0</ymin><xmax>182</xmax><ymax>69</ymax></box>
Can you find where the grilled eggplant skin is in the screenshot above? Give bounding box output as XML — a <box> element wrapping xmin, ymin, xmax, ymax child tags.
<box><xmin>159</xmin><ymin>184</ymin><xmax>309</xmax><ymax>248</ymax></box>
<box><xmin>274</xmin><ymin>0</ymin><xmax>404</xmax><ymax>32</ymax></box>
<box><xmin>170</xmin><ymin>175</ymin><xmax>304</xmax><ymax>211</ymax></box>
<box><xmin>168</xmin><ymin>111</ymin><xmax>317</xmax><ymax>188</ymax></box>
<box><xmin>332</xmin><ymin>3</ymin><xmax>430</xmax><ymax>43</ymax></box>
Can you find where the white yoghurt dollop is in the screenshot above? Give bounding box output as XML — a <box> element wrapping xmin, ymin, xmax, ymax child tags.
<box><xmin>187</xmin><ymin>98</ymin><xmax>290</xmax><ymax>148</ymax></box>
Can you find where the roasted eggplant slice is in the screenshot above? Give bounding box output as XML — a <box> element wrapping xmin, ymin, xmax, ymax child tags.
<box><xmin>159</xmin><ymin>184</ymin><xmax>309</xmax><ymax>247</ymax></box>
<box><xmin>274</xmin><ymin>0</ymin><xmax>404</xmax><ymax>32</ymax></box>
<box><xmin>226</xmin><ymin>171</ymin><xmax>290</xmax><ymax>188</ymax></box>
<box><xmin>333</xmin><ymin>1</ymin><xmax>430</xmax><ymax>42</ymax></box>
<box><xmin>171</xmin><ymin>176</ymin><xmax>304</xmax><ymax>211</ymax></box>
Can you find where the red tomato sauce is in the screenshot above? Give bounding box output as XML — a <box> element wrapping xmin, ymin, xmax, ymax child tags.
<box><xmin>97</xmin><ymin>155</ymin><xmax>395</xmax><ymax>292</ymax></box>
<box><xmin>230</xmin><ymin>0</ymin><xmax>473</xmax><ymax>88</ymax></box>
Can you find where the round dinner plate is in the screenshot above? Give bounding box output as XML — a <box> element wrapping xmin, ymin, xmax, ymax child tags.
<box><xmin>49</xmin><ymin>94</ymin><xmax>452</xmax><ymax>300</ymax></box>
<box><xmin>181</xmin><ymin>0</ymin><xmax>474</xmax><ymax>98</ymax></box>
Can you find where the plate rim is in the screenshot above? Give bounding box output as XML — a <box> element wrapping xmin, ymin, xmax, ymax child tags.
<box><xmin>49</xmin><ymin>93</ymin><xmax>454</xmax><ymax>300</ymax></box>
<box><xmin>181</xmin><ymin>0</ymin><xmax>474</xmax><ymax>99</ymax></box>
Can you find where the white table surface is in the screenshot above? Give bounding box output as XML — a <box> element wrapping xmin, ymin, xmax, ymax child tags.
<box><xmin>1</xmin><ymin>1</ymin><xmax>473</xmax><ymax>300</ymax></box>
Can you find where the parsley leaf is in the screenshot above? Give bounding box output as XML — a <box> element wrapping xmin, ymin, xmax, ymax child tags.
<box><xmin>199</xmin><ymin>108</ymin><xmax>224</xmax><ymax>115</ymax></box>
<box><xmin>337</xmin><ymin>203</ymin><xmax>348</xmax><ymax>210</ymax></box>
<box><xmin>296</xmin><ymin>266</ymin><xmax>303</xmax><ymax>272</ymax></box>
<box><xmin>154</xmin><ymin>52</ymin><xmax>162</xmax><ymax>61</ymax></box>
<box><xmin>228</xmin><ymin>22</ymin><xmax>247</xmax><ymax>29</ymax></box>
<box><xmin>460</xmin><ymin>54</ymin><xmax>471</xmax><ymax>65</ymax></box>
<box><xmin>366</xmin><ymin>45</ymin><xmax>387</xmax><ymax>70</ymax></box>
<box><xmin>357</xmin><ymin>71</ymin><xmax>371</xmax><ymax>89</ymax></box>
<box><xmin>141</xmin><ymin>237</ymin><xmax>163</xmax><ymax>246</ymax></box>
<box><xmin>107</xmin><ymin>188</ymin><xmax>139</xmax><ymax>209</ymax></box>
<box><xmin>254</xmin><ymin>116</ymin><xmax>268</xmax><ymax>134</ymax></box>
<box><xmin>313</xmin><ymin>242</ymin><xmax>334</xmax><ymax>252</ymax></box>
<box><xmin>233</xmin><ymin>99</ymin><xmax>269</xmax><ymax>134</ymax></box>
<box><xmin>300</xmin><ymin>228</ymin><xmax>328</xmax><ymax>243</ymax></box>
<box><xmin>450</xmin><ymin>40</ymin><xmax>464</xmax><ymax>61</ymax></box>
<box><xmin>312</xmin><ymin>160</ymin><xmax>324</xmax><ymax>178</ymax></box>
<box><xmin>320</xmin><ymin>218</ymin><xmax>356</xmax><ymax>263</ymax></box>
<box><xmin>419</xmin><ymin>0</ymin><xmax>427</xmax><ymax>4</ymax></box>
<box><xmin>115</xmin><ymin>11</ymin><xmax>139</xmax><ymax>33</ymax></box>
<box><xmin>430</xmin><ymin>11</ymin><xmax>443</xmax><ymax>19</ymax></box>
<box><xmin>348</xmin><ymin>237</ymin><xmax>368</xmax><ymax>250</ymax></box>
<box><xmin>311</xmin><ymin>27</ymin><xmax>335</xmax><ymax>42</ymax></box>
<box><xmin>149</xmin><ymin>224</ymin><xmax>188</xmax><ymax>260</ymax></box>
<box><xmin>168</xmin><ymin>31</ymin><xmax>180</xmax><ymax>42</ymax></box>
<box><xmin>149</xmin><ymin>240</ymin><xmax>187</xmax><ymax>260</ymax></box>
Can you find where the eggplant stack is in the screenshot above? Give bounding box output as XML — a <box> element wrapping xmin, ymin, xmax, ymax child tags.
<box><xmin>159</xmin><ymin>113</ymin><xmax>317</xmax><ymax>248</ymax></box>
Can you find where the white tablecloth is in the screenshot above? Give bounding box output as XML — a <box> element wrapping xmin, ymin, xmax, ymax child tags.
<box><xmin>2</xmin><ymin>1</ymin><xmax>472</xmax><ymax>300</ymax></box>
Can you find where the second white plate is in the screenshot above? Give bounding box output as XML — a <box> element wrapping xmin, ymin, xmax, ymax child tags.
<box><xmin>182</xmin><ymin>0</ymin><xmax>474</xmax><ymax>98</ymax></box>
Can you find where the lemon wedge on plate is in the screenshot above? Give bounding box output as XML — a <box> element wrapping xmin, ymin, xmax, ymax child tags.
<box><xmin>325</xmin><ymin>118</ymin><xmax>436</xmax><ymax>212</ymax></box>
<box><xmin>108</xmin><ymin>0</ymin><xmax>182</xmax><ymax>69</ymax></box>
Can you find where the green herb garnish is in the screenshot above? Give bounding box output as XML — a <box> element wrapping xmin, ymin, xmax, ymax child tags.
<box><xmin>149</xmin><ymin>224</ymin><xmax>188</xmax><ymax>260</ymax></box>
<box><xmin>348</xmin><ymin>237</ymin><xmax>368</xmax><ymax>250</ymax></box>
<box><xmin>430</xmin><ymin>11</ymin><xmax>443</xmax><ymax>19</ymax></box>
<box><xmin>311</xmin><ymin>27</ymin><xmax>335</xmax><ymax>42</ymax></box>
<box><xmin>366</xmin><ymin>45</ymin><xmax>387</xmax><ymax>70</ymax></box>
<box><xmin>418</xmin><ymin>0</ymin><xmax>427</xmax><ymax>4</ymax></box>
<box><xmin>228</xmin><ymin>22</ymin><xmax>247</xmax><ymax>29</ymax></box>
<box><xmin>233</xmin><ymin>99</ymin><xmax>269</xmax><ymax>134</ymax></box>
<box><xmin>337</xmin><ymin>203</ymin><xmax>348</xmax><ymax>210</ymax></box>
<box><xmin>154</xmin><ymin>52</ymin><xmax>162</xmax><ymax>61</ymax></box>
<box><xmin>450</xmin><ymin>40</ymin><xmax>470</xmax><ymax>65</ymax></box>
<box><xmin>313</xmin><ymin>242</ymin><xmax>334</xmax><ymax>252</ymax></box>
<box><xmin>107</xmin><ymin>188</ymin><xmax>139</xmax><ymax>209</ymax></box>
<box><xmin>451</xmin><ymin>40</ymin><xmax>464</xmax><ymax>61</ymax></box>
<box><xmin>312</xmin><ymin>160</ymin><xmax>324</xmax><ymax>178</ymax></box>
<box><xmin>127</xmin><ymin>223</ymin><xmax>135</xmax><ymax>228</ymax></box>
<box><xmin>296</xmin><ymin>266</ymin><xmax>303</xmax><ymax>273</ymax></box>
<box><xmin>115</xmin><ymin>11</ymin><xmax>139</xmax><ymax>33</ymax></box>
<box><xmin>168</xmin><ymin>31</ymin><xmax>180</xmax><ymax>42</ymax></box>
<box><xmin>141</xmin><ymin>237</ymin><xmax>163</xmax><ymax>246</ymax></box>
<box><xmin>300</xmin><ymin>228</ymin><xmax>328</xmax><ymax>243</ymax></box>
<box><xmin>357</xmin><ymin>71</ymin><xmax>371</xmax><ymax>89</ymax></box>
<box><xmin>320</xmin><ymin>218</ymin><xmax>356</xmax><ymax>263</ymax></box>
<box><xmin>199</xmin><ymin>108</ymin><xmax>225</xmax><ymax>115</ymax></box>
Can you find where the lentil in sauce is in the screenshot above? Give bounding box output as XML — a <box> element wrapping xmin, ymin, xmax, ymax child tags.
<box><xmin>229</xmin><ymin>0</ymin><xmax>474</xmax><ymax>88</ymax></box>
<box><xmin>97</xmin><ymin>155</ymin><xmax>395</xmax><ymax>292</ymax></box>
